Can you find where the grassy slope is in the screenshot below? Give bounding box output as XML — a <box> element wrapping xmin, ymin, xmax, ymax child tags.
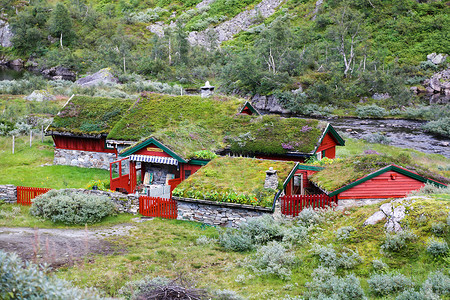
<box><xmin>51</xmin><ymin>196</ymin><xmax>449</xmax><ymax>299</ymax></box>
<box><xmin>0</xmin><ymin>136</ymin><xmax>109</xmax><ymax>189</ymax></box>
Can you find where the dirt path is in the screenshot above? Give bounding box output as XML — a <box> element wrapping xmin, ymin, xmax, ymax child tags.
<box><xmin>0</xmin><ymin>224</ymin><xmax>136</xmax><ymax>267</ymax></box>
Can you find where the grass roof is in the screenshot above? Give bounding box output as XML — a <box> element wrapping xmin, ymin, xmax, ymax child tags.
<box><xmin>172</xmin><ymin>156</ymin><xmax>296</xmax><ymax>208</ymax></box>
<box><xmin>47</xmin><ymin>96</ymin><xmax>135</xmax><ymax>136</ymax></box>
<box><xmin>114</xmin><ymin>93</ymin><xmax>329</xmax><ymax>158</ymax></box>
<box><xmin>310</xmin><ymin>154</ymin><xmax>450</xmax><ymax>192</ymax></box>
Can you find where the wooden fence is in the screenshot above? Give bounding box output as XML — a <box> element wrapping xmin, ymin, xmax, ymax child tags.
<box><xmin>139</xmin><ymin>196</ymin><xmax>178</xmax><ymax>219</ymax></box>
<box><xmin>280</xmin><ymin>194</ymin><xmax>337</xmax><ymax>217</ymax></box>
<box><xmin>17</xmin><ymin>186</ymin><xmax>51</xmax><ymax>206</ymax></box>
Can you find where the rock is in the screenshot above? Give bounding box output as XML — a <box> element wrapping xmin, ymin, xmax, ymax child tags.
<box><xmin>363</xmin><ymin>210</ymin><xmax>385</xmax><ymax>225</ymax></box>
<box><xmin>427</xmin><ymin>53</ymin><xmax>448</xmax><ymax>65</ymax></box>
<box><xmin>311</xmin><ymin>0</ymin><xmax>324</xmax><ymax>21</ymax></box>
<box><xmin>75</xmin><ymin>68</ymin><xmax>119</xmax><ymax>87</ymax></box>
<box><xmin>250</xmin><ymin>94</ymin><xmax>290</xmax><ymax>114</ymax></box>
<box><xmin>10</xmin><ymin>59</ymin><xmax>24</xmax><ymax>66</ymax></box>
<box><xmin>25</xmin><ymin>90</ymin><xmax>56</xmax><ymax>102</ymax></box>
<box><xmin>372</xmin><ymin>93</ymin><xmax>390</xmax><ymax>100</ymax></box>
<box><xmin>41</xmin><ymin>66</ymin><xmax>76</xmax><ymax>81</ymax></box>
<box><xmin>428</xmin><ymin>68</ymin><xmax>450</xmax><ymax>93</ymax></box>
<box><xmin>0</xmin><ymin>20</ymin><xmax>13</xmax><ymax>48</ymax></box>
<box><xmin>365</xmin><ymin>200</ymin><xmax>406</xmax><ymax>232</ymax></box>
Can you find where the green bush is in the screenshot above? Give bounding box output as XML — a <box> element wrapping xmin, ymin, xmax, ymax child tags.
<box><xmin>423</xmin><ymin>117</ymin><xmax>450</xmax><ymax>138</ymax></box>
<box><xmin>368</xmin><ymin>272</ymin><xmax>414</xmax><ymax>296</ymax></box>
<box><xmin>355</xmin><ymin>104</ymin><xmax>387</xmax><ymax>118</ymax></box>
<box><xmin>247</xmin><ymin>241</ymin><xmax>297</xmax><ymax>279</ymax></box>
<box><xmin>363</xmin><ymin>132</ymin><xmax>392</xmax><ymax>144</ymax></box>
<box><xmin>335</xmin><ymin>226</ymin><xmax>356</xmax><ymax>241</ymax></box>
<box><xmin>218</xmin><ymin>230</ymin><xmax>254</xmax><ymax>252</ymax></box>
<box><xmin>30</xmin><ymin>190</ymin><xmax>116</xmax><ymax>225</ymax></box>
<box><xmin>296</xmin><ymin>207</ymin><xmax>325</xmax><ymax>226</ymax></box>
<box><xmin>382</xmin><ymin>230</ymin><xmax>417</xmax><ymax>252</ymax></box>
<box><xmin>0</xmin><ymin>250</ymin><xmax>102</xmax><ymax>299</ymax></box>
<box><xmin>305</xmin><ymin>266</ymin><xmax>365</xmax><ymax>299</ymax></box>
<box><xmin>309</xmin><ymin>244</ymin><xmax>363</xmax><ymax>269</ymax></box>
<box><xmin>423</xmin><ymin>271</ymin><xmax>450</xmax><ymax>296</ymax></box>
<box><xmin>426</xmin><ymin>238</ymin><xmax>449</xmax><ymax>257</ymax></box>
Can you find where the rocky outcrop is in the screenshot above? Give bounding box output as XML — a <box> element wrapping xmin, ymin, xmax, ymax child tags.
<box><xmin>427</xmin><ymin>53</ymin><xmax>447</xmax><ymax>65</ymax></box>
<box><xmin>41</xmin><ymin>66</ymin><xmax>76</xmax><ymax>81</ymax></box>
<box><xmin>75</xmin><ymin>68</ymin><xmax>119</xmax><ymax>87</ymax></box>
<box><xmin>422</xmin><ymin>67</ymin><xmax>450</xmax><ymax>103</ymax></box>
<box><xmin>250</xmin><ymin>93</ymin><xmax>289</xmax><ymax>114</ymax></box>
<box><xmin>0</xmin><ymin>20</ymin><xmax>13</xmax><ymax>48</ymax></box>
<box><xmin>363</xmin><ymin>199</ymin><xmax>411</xmax><ymax>232</ymax></box>
<box><xmin>188</xmin><ymin>0</ymin><xmax>284</xmax><ymax>47</ymax></box>
<box><xmin>25</xmin><ymin>90</ymin><xmax>56</xmax><ymax>102</ymax></box>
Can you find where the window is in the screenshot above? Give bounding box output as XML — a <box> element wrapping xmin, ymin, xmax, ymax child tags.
<box><xmin>184</xmin><ymin>170</ymin><xmax>192</xmax><ymax>179</ymax></box>
<box><xmin>316</xmin><ymin>151</ymin><xmax>322</xmax><ymax>160</ymax></box>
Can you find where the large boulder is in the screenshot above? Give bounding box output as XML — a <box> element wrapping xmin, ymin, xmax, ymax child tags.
<box><xmin>251</xmin><ymin>94</ymin><xmax>290</xmax><ymax>114</ymax></box>
<box><xmin>0</xmin><ymin>20</ymin><xmax>13</xmax><ymax>48</ymax></box>
<box><xmin>427</xmin><ymin>53</ymin><xmax>448</xmax><ymax>65</ymax></box>
<box><xmin>75</xmin><ymin>68</ymin><xmax>119</xmax><ymax>87</ymax></box>
<box><xmin>41</xmin><ymin>66</ymin><xmax>76</xmax><ymax>81</ymax></box>
<box><xmin>25</xmin><ymin>90</ymin><xmax>56</xmax><ymax>102</ymax></box>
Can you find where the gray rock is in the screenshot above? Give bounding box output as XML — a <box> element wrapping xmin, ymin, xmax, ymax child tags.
<box><xmin>75</xmin><ymin>68</ymin><xmax>119</xmax><ymax>87</ymax></box>
<box><xmin>10</xmin><ymin>59</ymin><xmax>24</xmax><ymax>66</ymax></box>
<box><xmin>0</xmin><ymin>20</ymin><xmax>13</xmax><ymax>48</ymax></box>
<box><xmin>25</xmin><ymin>90</ymin><xmax>56</xmax><ymax>102</ymax></box>
<box><xmin>428</xmin><ymin>68</ymin><xmax>450</xmax><ymax>94</ymax></box>
<box><xmin>363</xmin><ymin>210</ymin><xmax>385</xmax><ymax>225</ymax></box>
<box><xmin>372</xmin><ymin>93</ymin><xmax>390</xmax><ymax>100</ymax></box>
<box><xmin>251</xmin><ymin>94</ymin><xmax>290</xmax><ymax>114</ymax></box>
<box><xmin>427</xmin><ymin>53</ymin><xmax>448</xmax><ymax>65</ymax></box>
<box><xmin>41</xmin><ymin>66</ymin><xmax>76</xmax><ymax>81</ymax></box>
<box><xmin>365</xmin><ymin>200</ymin><xmax>406</xmax><ymax>232</ymax></box>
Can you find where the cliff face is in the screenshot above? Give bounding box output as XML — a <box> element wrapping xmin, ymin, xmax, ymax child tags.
<box><xmin>0</xmin><ymin>20</ymin><xmax>13</xmax><ymax>48</ymax></box>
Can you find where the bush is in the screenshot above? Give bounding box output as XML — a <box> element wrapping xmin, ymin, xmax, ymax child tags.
<box><xmin>297</xmin><ymin>207</ymin><xmax>325</xmax><ymax>226</ymax></box>
<box><xmin>426</xmin><ymin>238</ymin><xmax>449</xmax><ymax>257</ymax></box>
<box><xmin>195</xmin><ymin>235</ymin><xmax>216</xmax><ymax>246</ymax></box>
<box><xmin>282</xmin><ymin>224</ymin><xmax>310</xmax><ymax>245</ymax></box>
<box><xmin>362</xmin><ymin>132</ymin><xmax>392</xmax><ymax>144</ymax></box>
<box><xmin>335</xmin><ymin>226</ymin><xmax>356</xmax><ymax>241</ymax></box>
<box><xmin>305</xmin><ymin>266</ymin><xmax>365</xmax><ymax>299</ymax></box>
<box><xmin>247</xmin><ymin>241</ymin><xmax>297</xmax><ymax>279</ymax></box>
<box><xmin>423</xmin><ymin>117</ymin><xmax>450</xmax><ymax>138</ymax></box>
<box><xmin>368</xmin><ymin>272</ymin><xmax>414</xmax><ymax>296</ymax></box>
<box><xmin>309</xmin><ymin>244</ymin><xmax>362</xmax><ymax>269</ymax></box>
<box><xmin>355</xmin><ymin>104</ymin><xmax>387</xmax><ymax>118</ymax></box>
<box><xmin>212</xmin><ymin>289</ymin><xmax>245</xmax><ymax>300</ymax></box>
<box><xmin>218</xmin><ymin>230</ymin><xmax>254</xmax><ymax>252</ymax></box>
<box><xmin>396</xmin><ymin>289</ymin><xmax>429</xmax><ymax>300</ymax></box>
<box><xmin>423</xmin><ymin>271</ymin><xmax>450</xmax><ymax>296</ymax></box>
<box><xmin>0</xmin><ymin>250</ymin><xmax>101</xmax><ymax>299</ymax></box>
<box><xmin>372</xmin><ymin>258</ymin><xmax>389</xmax><ymax>271</ymax></box>
<box><xmin>30</xmin><ymin>190</ymin><xmax>116</xmax><ymax>225</ymax></box>
<box><xmin>381</xmin><ymin>230</ymin><xmax>417</xmax><ymax>252</ymax></box>
<box><xmin>409</xmin><ymin>183</ymin><xmax>450</xmax><ymax>196</ymax></box>
<box><xmin>431</xmin><ymin>223</ymin><xmax>447</xmax><ymax>236</ymax></box>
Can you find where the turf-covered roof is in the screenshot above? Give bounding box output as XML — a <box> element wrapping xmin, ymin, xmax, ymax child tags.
<box><xmin>172</xmin><ymin>156</ymin><xmax>296</xmax><ymax>208</ymax></box>
<box><xmin>113</xmin><ymin>93</ymin><xmax>333</xmax><ymax>159</ymax></box>
<box><xmin>47</xmin><ymin>96</ymin><xmax>135</xmax><ymax>136</ymax></box>
<box><xmin>310</xmin><ymin>154</ymin><xmax>449</xmax><ymax>193</ymax></box>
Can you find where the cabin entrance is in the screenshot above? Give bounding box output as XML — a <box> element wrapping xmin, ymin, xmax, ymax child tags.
<box><xmin>110</xmin><ymin>157</ymin><xmax>132</xmax><ymax>193</ymax></box>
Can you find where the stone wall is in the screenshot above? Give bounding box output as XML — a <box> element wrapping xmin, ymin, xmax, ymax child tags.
<box><xmin>53</xmin><ymin>148</ymin><xmax>117</xmax><ymax>170</ymax></box>
<box><xmin>0</xmin><ymin>185</ymin><xmax>17</xmax><ymax>203</ymax></box>
<box><xmin>337</xmin><ymin>198</ymin><xmax>385</xmax><ymax>210</ymax></box>
<box><xmin>176</xmin><ymin>197</ymin><xmax>272</xmax><ymax>228</ymax></box>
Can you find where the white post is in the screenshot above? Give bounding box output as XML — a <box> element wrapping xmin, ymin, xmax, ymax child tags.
<box><xmin>12</xmin><ymin>136</ymin><xmax>15</xmax><ymax>154</ymax></box>
<box><xmin>30</xmin><ymin>130</ymin><xmax>32</xmax><ymax>147</ymax></box>
<box><xmin>41</xmin><ymin>125</ymin><xmax>44</xmax><ymax>143</ymax></box>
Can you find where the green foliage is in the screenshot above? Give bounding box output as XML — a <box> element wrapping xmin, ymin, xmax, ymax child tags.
<box><xmin>356</xmin><ymin>104</ymin><xmax>387</xmax><ymax>118</ymax></box>
<box><xmin>426</xmin><ymin>238</ymin><xmax>449</xmax><ymax>258</ymax></box>
<box><xmin>49</xmin><ymin>3</ymin><xmax>75</xmax><ymax>46</ymax></box>
<box><xmin>382</xmin><ymin>230</ymin><xmax>417</xmax><ymax>252</ymax></box>
<box><xmin>362</xmin><ymin>132</ymin><xmax>392</xmax><ymax>145</ymax></box>
<box><xmin>30</xmin><ymin>190</ymin><xmax>116</xmax><ymax>225</ymax></box>
<box><xmin>305</xmin><ymin>266</ymin><xmax>365</xmax><ymax>299</ymax></box>
<box><xmin>309</xmin><ymin>243</ymin><xmax>363</xmax><ymax>269</ymax></box>
<box><xmin>423</xmin><ymin>271</ymin><xmax>450</xmax><ymax>296</ymax></box>
<box><xmin>297</xmin><ymin>207</ymin><xmax>326</xmax><ymax>226</ymax></box>
<box><xmin>191</xmin><ymin>150</ymin><xmax>217</xmax><ymax>160</ymax></box>
<box><xmin>0</xmin><ymin>250</ymin><xmax>102</xmax><ymax>299</ymax></box>
<box><xmin>368</xmin><ymin>272</ymin><xmax>414</xmax><ymax>296</ymax></box>
<box><xmin>335</xmin><ymin>226</ymin><xmax>356</xmax><ymax>241</ymax></box>
<box><xmin>423</xmin><ymin>117</ymin><xmax>450</xmax><ymax>138</ymax></box>
<box><xmin>247</xmin><ymin>241</ymin><xmax>297</xmax><ymax>279</ymax></box>
<box><xmin>218</xmin><ymin>230</ymin><xmax>254</xmax><ymax>252</ymax></box>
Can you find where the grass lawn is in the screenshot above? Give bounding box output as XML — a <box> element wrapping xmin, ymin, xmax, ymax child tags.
<box><xmin>0</xmin><ymin>204</ymin><xmax>136</xmax><ymax>229</ymax></box>
<box><xmin>0</xmin><ymin>135</ymin><xmax>110</xmax><ymax>189</ymax></box>
<box><xmin>52</xmin><ymin>196</ymin><xmax>449</xmax><ymax>299</ymax></box>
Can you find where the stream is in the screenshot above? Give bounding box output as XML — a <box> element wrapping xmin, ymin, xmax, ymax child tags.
<box><xmin>327</xmin><ymin>118</ymin><xmax>450</xmax><ymax>158</ymax></box>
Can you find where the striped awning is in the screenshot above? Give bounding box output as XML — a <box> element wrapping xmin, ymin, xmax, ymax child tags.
<box><xmin>129</xmin><ymin>155</ymin><xmax>179</xmax><ymax>166</ymax></box>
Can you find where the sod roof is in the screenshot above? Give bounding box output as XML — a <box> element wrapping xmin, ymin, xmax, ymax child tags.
<box><xmin>172</xmin><ymin>156</ymin><xmax>296</xmax><ymax>208</ymax></box>
<box><xmin>113</xmin><ymin>93</ymin><xmax>332</xmax><ymax>159</ymax></box>
<box><xmin>47</xmin><ymin>96</ymin><xmax>135</xmax><ymax>136</ymax></box>
<box><xmin>310</xmin><ymin>154</ymin><xmax>449</xmax><ymax>193</ymax></box>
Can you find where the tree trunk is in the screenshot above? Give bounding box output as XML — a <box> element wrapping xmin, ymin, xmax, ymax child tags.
<box><xmin>60</xmin><ymin>33</ymin><xmax>63</xmax><ymax>49</ymax></box>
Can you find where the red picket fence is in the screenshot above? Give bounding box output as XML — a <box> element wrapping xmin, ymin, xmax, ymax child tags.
<box><xmin>17</xmin><ymin>186</ymin><xmax>51</xmax><ymax>206</ymax></box>
<box><xmin>139</xmin><ymin>196</ymin><xmax>177</xmax><ymax>219</ymax></box>
<box><xmin>280</xmin><ymin>194</ymin><xmax>337</xmax><ymax>217</ymax></box>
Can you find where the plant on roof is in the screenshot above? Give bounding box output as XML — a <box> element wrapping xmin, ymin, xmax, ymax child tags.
<box><xmin>191</xmin><ymin>150</ymin><xmax>218</xmax><ymax>160</ymax></box>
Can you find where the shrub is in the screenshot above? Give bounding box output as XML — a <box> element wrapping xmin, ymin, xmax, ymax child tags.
<box><xmin>30</xmin><ymin>190</ymin><xmax>116</xmax><ymax>225</ymax></box>
<box><xmin>362</xmin><ymin>132</ymin><xmax>392</xmax><ymax>144</ymax></box>
<box><xmin>396</xmin><ymin>289</ymin><xmax>429</xmax><ymax>300</ymax></box>
<box><xmin>247</xmin><ymin>241</ymin><xmax>297</xmax><ymax>279</ymax></box>
<box><xmin>309</xmin><ymin>244</ymin><xmax>362</xmax><ymax>269</ymax></box>
<box><xmin>431</xmin><ymin>223</ymin><xmax>447</xmax><ymax>236</ymax></box>
<box><xmin>218</xmin><ymin>230</ymin><xmax>254</xmax><ymax>252</ymax></box>
<box><xmin>305</xmin><ymin>266</ymin><xmax>365</xmax><ymax>299</ymax></box>
<box><xmin>239</xmin><ymin>215</ymin><xmax>284</xmax><ymax>245</ymax></box>
<box><xmin>195</xmin><ymin>235</ymin><xmax>216</xmax><ymax>246</ymax></box>
<box><xmin>212</xmin><ymin>289</ymin><xmax>245</xmax><ymax>300</ymax></box>
<box><xmin>422</xmin><ymin>271</ymin><xmax>450</xmax><ymax>296</ymax></box>
<box><xmin>355</xmin><ymin>104</ymin><xmax>387</xmax><ymax>118</ymax></box>
<box><xmin>297</xmin><ymin>207</ymin><xmax>325</xmax><ymax>226</ymax></box>
<box><xmin>426</xmin><ymin>238</ymin><xmax>449</xmax><ymax>257</ymax></box>
<box><xmin>335</xmin><ymin>226</ymin><xmax>356</xmax><ymax>241</ymax></box>
<box><xmin>423</xmin><ymin>117</ymin><xmax>450</xmax><ymax>137</ymax></box>
<box><xmin>368</xmin><ymin>272</ymin><xmax>414</xmax><ymax>296</ymax></box>
<box><xmin>282</xmin><ymin>224</ymin><xmax>310</xmax><ymax>245</ymax></box>
<box><xmin>372</xmin><ymin>258</ymin><xmax>389</xmax><ymax>271</ymax></box>
<box><xmin>0</xmin><ymin>250</ymin><xmax>101</xmax><ymax>299</ymax></box>
<box><xmin>381</xmin><ymin>230</ymin><xmax>417</xmax><ymax>252</ymax></box>
<box><xmin>409</xmin><ymin>183</ymin><xmax>450</xmax><ymax>196</ymax></box>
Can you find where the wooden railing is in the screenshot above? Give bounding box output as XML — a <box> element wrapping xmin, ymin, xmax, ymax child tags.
<box><xmin>17</xmin><ymin>186</ymin><xmax>51</xmax><ymax>206</ymax></box>
<box><xmin>139</xmin><ymin>196</ymin><xmax>178</xmax><ymax>219</ymax></box>
<box><xmin>280</xmin><ymin>194</ymin><xmax>337</xmax><ymax>217</ymax></box>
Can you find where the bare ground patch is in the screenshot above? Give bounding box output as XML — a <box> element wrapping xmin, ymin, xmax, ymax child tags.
<box><xmin>0</xmin><ymin>225</ymin><xmax>135</xmax><ymax>267</ymax></box>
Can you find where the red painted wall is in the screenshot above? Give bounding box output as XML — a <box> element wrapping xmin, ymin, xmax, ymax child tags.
<box><xmin>255</xmin><ymin>155</ymin><xmax>306</xmax><ymax>163</ymax></box>
<box><xmin>338</xmin><ymin>171</ymin><xmax>426</xmax><ymax>199</ymax></box>
<box><xmin>134</xmin><ymin>145</ymin><xmax>172</xmax><ymax>157</ymax></box>
<box><xmin>316</xmin><ymin>133</ymin><xmax>337</xmax><ymax>159</ymax></box>
<box><xmin>53</xmin><ymin>135</ymin><xmax>115</xmax><ymax>153</ymax></box>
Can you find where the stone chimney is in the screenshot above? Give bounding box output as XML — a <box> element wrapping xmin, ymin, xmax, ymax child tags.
<box><xmin>200</xmin><ymin>81</ymin><xmax>215</xmax><ymax>98</ymax></box>
<box><xmin>264</xmin><ymin>167</ymin><xmax>278</xmax><ymax>190</ymax></box>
